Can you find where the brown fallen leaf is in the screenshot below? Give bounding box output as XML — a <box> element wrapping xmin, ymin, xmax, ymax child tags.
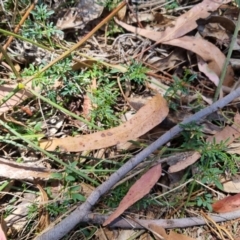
<box><xmin>223</xmin><ymin>178</ymin><xmax>240</xmax><ymax>193</ymax></box>
<box><xmin>162</xmin><ymin>36</ymin><xmax>234</xmax><ymax>87</ymax></box>
<box><xmin>168</xmin><ymin>151</ymin><xmax>201</xmax><ymax>173</ymax></box>
<box><xmin>148</xmin><ymin>224</ymin><xmax>196</xmax><ymax>240</ymax></box>
<box><xmin>115</xmin><ymin>0</ymin><xmax>231</xmax><ymax>43</ymax></box>
<box><xmin>103</xmin><ymin>164</ymin><xmax>162</xmax><ymax>226</ymax></box>
<box><xmin>56</xmin><ymin>0</ymin><xmax>104</xmax><ymax>30</ymax></box>
<box><xmin>37</xmin><ymin>184</ymin><xmax>50</xmax><ymax>231</ymax></box>
<box><xmin>207</xmin><ymin>113</ymin><xmax>240</xmax><ymax>145</ymax></box>
<box><xmin>168</xmin><ymin>231</ymin><xmax>196</xmax><ymax>240</ymax></box>
<box><xmin>212</xmin><ymin>193</ymin><xmax>240</xmax><ymax>213</ymax></box>
<box><xmin>40</xmin><ymin>94</ymin><xmax>169</xmax><ymax>152</ymax></box>
<box><xmin>197</xmin><ymin>56</ymin><xmax>220</xmax><ymax>86</ymax></box>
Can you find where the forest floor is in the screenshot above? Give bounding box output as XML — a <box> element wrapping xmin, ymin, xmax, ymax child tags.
<box><xmin>1</xmin><ymin>0</ymin><xmax>240</xmax><ymax>239</ymax></box>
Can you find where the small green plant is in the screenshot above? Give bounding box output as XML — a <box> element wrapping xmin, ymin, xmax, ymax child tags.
<box><xmin>27</xmin><ymin>203</ymin><xmax>38</xmax><ymax>220</ymax></box>
<box><xmin>106</xmin><ymin>20</ymin><xmax>124</xmax><ymax>36</ymax></box>
<box><xmin>51</xmin><ymin>162</ymin><xmax>86</xmax><ymax>204</ymax></box>
<box><xmin>46</xmin><ymin>201</ymin><xmax>70</xmax><ymax>217</ymax></box>
<box><xmin>179</xmin><ymin>122</ymin><xmax>204</xmax><ymax>149</ymax></box>
<box><xmin>164</xmin><ymin>70</ymin><xmax>197</xmax><ymax>110</ymax></box>
<box><xmin>89</xmin><ymin>82</ymin><xmax>120</xmax><ymax>128</ymax></box>
<box><xmin>22</xmin><ymin>4</ymin><xmax>63</xmax><ymax>42</ymax></box>
<box><xmin>123</xmin><ymin>60</ymin><xmax>148</xmax><ymax>85</ymax></box>
<box><xmin>196</xmin><ymin>193</ymin><xmax>213</xmax><ymax>211</ymax></box>
<box><xmin>97</xmin><ymin>0</ymin><xmax>121</xmax><ymax>10</ymax></box>
<box><xmin>31</xmin><ymin>4</ymin><xmax>54</xmax><ymax>21</ymax></box>
<box><xmin>165</xmin><ymin>0</ymin><xmax>179</xmax><ymax>10</ymax></box>
<box><xmin>196</xmin><ymin>140</ymin><xmax>239</xmax><ymax>187</ymax></box>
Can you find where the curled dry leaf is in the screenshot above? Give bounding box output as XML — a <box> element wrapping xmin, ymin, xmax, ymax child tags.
<box><xmin>163</xmin><ymin>36</ymin><xmax>234</xmax><ymax>87</ymax></box>
<box><xmin>56</xmin><ymin>0</ymin><xmax>104</xmax><ymax>30</ymax></box>
<box><xmin>40</xmin><ymin>94</ymin><xmax>169</xmax><ymax>152</ymax></box>
<box><xmin>103</xmin><ymin>164</ymin><xmax>162</xmax><ymax>226</ymax></box>
<box><xmin>37</xmin><ymin>184</ymin><xmax>50</xmax><ymax>231</ymax></box>
<box><xmin>197</xmin><ymin>56</ymin><xmax>220</xmax><ymax>86</ymax></box>
<box><xmin>212</xmin><ymin>193</ymin><xmax>240</xmax><ymax>213</ymax></box>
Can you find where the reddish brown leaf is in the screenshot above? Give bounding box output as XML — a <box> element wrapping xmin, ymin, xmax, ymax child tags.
<box><xmin>40</xmin><ymin>94</ymin><xmax>168</xmax><ymax>152</ymax></box>
<box><xmin>212</xmin><ymin>193</ymin><xmax>240</xmax><ymax>213</ymax></box>
<box><xmin>103</xmin><ymin>164</ymin><xmax>162</xmax><ymax>226</ymax></box>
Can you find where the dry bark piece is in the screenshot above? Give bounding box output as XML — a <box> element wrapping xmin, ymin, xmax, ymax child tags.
<box><xmin>0</xmin><ymin>158</ymin><xmax>52</xmax><ymax>180</ymax></box>
<box><xmin>5</xmin><ymin>193</ymin><xmax>36</xmax><ymax>232</ymax></box>
<box><xmin>56</xmin><ymin>0</ymin><xmax>104</xmax><ymax>30</ymax></box>
<box><xmin>168</xmin><ymin>152</ymin><xmax>201</xmax><ymax>173</ymax></box>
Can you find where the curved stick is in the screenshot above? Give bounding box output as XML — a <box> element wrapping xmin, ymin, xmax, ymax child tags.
<box><xmin>85</xmin><ymin>210</ymin><xmax>240</xmax><ymax>229</ymax></box>
<box><xmin>36</xmin><ymin>87</ymin><xmax>240</xmax><ymax>240</ymax></box>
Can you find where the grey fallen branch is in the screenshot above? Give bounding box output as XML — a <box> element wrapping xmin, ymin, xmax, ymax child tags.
<box><xmin>84</xmin><ymin>210</ymin><xmax>240</xmax><ymax>229</ymax></box>
<box><xmin>35</xmin><ymin>87</ymin><xmax>240</xmax><ymax>240</ymax></box>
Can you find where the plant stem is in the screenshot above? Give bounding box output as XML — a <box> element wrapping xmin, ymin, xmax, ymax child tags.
<box><xmin>0</xmin><ymin>44</ymin><xmax>21</xmax><ymax>79</ymax></box>
<box><xmin>29</xmin><ymin>88</ymin><xmax>102</xmax><ymax>130</ymax></box>
<box><xmin>213</xmin><ymin>10</ymin><xmax>240</xmax><ymax>101</ymax></box>
<box><xmin>0</xmin><ymin>28</ymin><xmax>53</xmax><ymax>51</ymax></box>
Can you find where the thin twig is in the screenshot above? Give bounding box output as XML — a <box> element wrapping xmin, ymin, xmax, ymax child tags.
<box><xmin>0</xmin><ymin>0</ymin><xmax>37</xmax><ymax>60</ymax></box>
<box><xmin>82</xmin><ymin>210</ymin><xmax>240</xmax><ymax>229</ymax></box>
<box><xmin>0</xmin><ymin>44</ymin><xmax>21</xmax><ymax>79</ymax></box>
<box><xmin>35</xmin><ymin>87</ymin><xmax>240</xmax><ymax>240</ymax></box>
